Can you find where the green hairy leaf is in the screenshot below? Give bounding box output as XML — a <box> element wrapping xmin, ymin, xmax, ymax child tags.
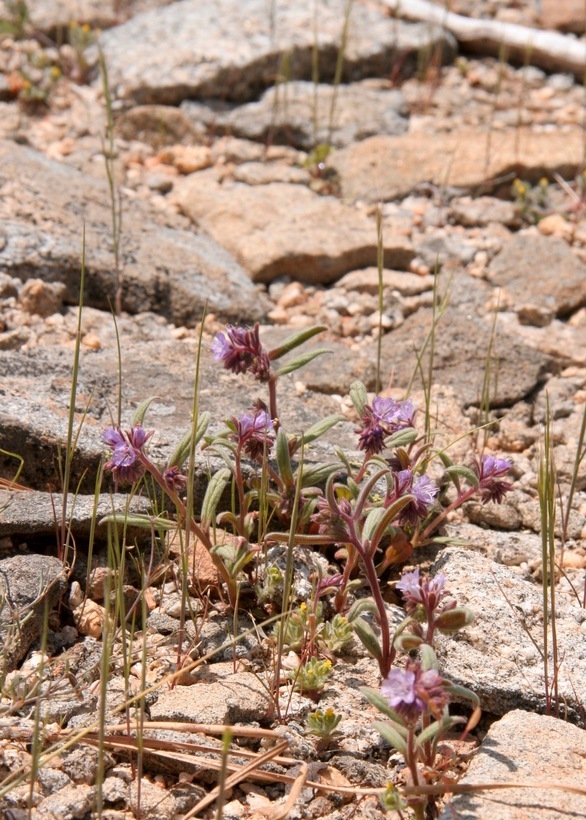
<box><xmin>276</xmin><ymin>428</ymin><xmax>294</xmax><ymax>487</ymax></box>
<box><xmin>201</xmin><ymin>467</ymin><xmax>231</xmax><ymax>529</ymax></box>
<box><xmin>268</xmin><ymin>325</ymin><xmax>327</xmax><ymax>360</ymax></box>
<box><xmin>300</xmin><ymin>414</ymin><xmax>345</xmax><ymax>446</ymax></box>
<box><xmin>444</xmin><ymin>464</ymin><xmax>479</xmax><ymax>489</ymax></box>
<box><xmin>99</xmin><ymin>512</ymin><xmax>175</xmax><ymax>531</ymax></box>
<box><xmin>167</xmin><ymin>412</ymin><xmax>211</xmax><ymax>469</ymax></box>
<box><xmin>352</xmin><ymin>617</ymin><xmax>382</xmax><ymax>661</ymax></box>
<box><xmin>275</xmin><ymin>348</ymin><xmax>331</xmax><ymax>377</ymax></box>
<box><xmin>373</xmin><ymin>722</ymin><xmax>408</xmax><ymax>757</ymax></box>
<box><xmin>349</xmin><ymin>381</ymin><xmax>368</xmax><ymax>417</ymax></box>
<box><xmin>132</xmin><ymin>396</ymin><xmax>158</xmax><ymax>427</ymax></box>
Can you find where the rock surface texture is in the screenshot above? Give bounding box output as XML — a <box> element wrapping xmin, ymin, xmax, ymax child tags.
<box><xmin>1</xmin><ymin>0</ymin><xmax>586</xmax><ymax>817</ymax></box>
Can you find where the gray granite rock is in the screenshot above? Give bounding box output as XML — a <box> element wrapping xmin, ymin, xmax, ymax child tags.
<box><xmin>183</xmin><ymin>81</ymin><xmax>408</xmax><ymax>149</ymax></box>
<box><xmin>11</xmin><ymin>0</ymin><xmax>173</xmax><ymax>32</ymax></box>
<box><xmin>488</xmin><ymin>233</ymin><xmax>586</xmax><ymax>322</ymax></box>
<box><xmin>331</xmin><ymin>128</ymin><xmax>586</xmax><ymax>202</ymax></box>
<box><xmin>174</xmin><ymin>170</ymin><xmax>415</xmax><ymax>284</ymax></box>
<box><xmin>97</xmin><ymin>0</ymin><xmax>456</xmax><ymax>105</ymax></box>
<box><xmin>449</xmin><ymin>195</ymin><xmax>520</xmax><ymax>228</ymax></box>
<box><xmin>0</xmin><ymin>140</ymin><xmax>269</xmax><ymax>325</ymax></box>
<box><xmin>439</xmin><ymin>710</ymin><xmax>586</xmax><ymax>819</ymax></box>
<box><xmin>442</xmin><ymin>521</ymin><xmax>544</xmax><ymax>566</ymax></box>
<box><xmin>0</xmin><ymin>335</ymin><xmax>356</xmax><ymax>490</ymax></box>
<box><xmin>115</xmin><ymin>104</ymin><xmax>203</xmax><ymax>148</ymax></box>
<box><xmin>150</xmin><ymin>667</ymin><xmax>271</xmax><ymax>724</ymax></box>
<box><xmin>0</xmin><ymin>490</ymin><xmax>150</xmax><ymax>540</ymax></box>
<box><xmin>433</xmin><ymin>548</ymin><xmax>586</xmax><ymax>725</ymax></box>
<box><xmin>0</xmin><ymin>554</ymin><xmax>67</xmax><ymax>670</ymax></box>
<box><xmin>378</xmin><ymin>306</ymin><xmax>552</xmax><ymax>408</ymax></box>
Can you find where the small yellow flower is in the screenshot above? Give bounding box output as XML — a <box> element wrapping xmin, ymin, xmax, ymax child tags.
<box><xmin>299</xmin><ymin>602</ymin><xmax>307</xmax><ymax>612</ymax></box>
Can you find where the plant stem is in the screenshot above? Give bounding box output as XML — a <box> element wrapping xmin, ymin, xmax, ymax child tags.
<box><xmin>135</xmin><ymin>452</ymin><xmax>236</xmax><ymax>605</ymax></box>
<box><xmin>417</xmin><ymin>486</ymin><xmax>476</xmax><ymax>544</ymax></box>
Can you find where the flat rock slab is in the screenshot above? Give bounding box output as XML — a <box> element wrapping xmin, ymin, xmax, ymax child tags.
<box><xmin>443</xmin><ymin>522</ymin><xmax>544</xmax><ymax>567</ymax></box>
<box><xmin>0</xmin><ymin>491</ymin><xmax>150</xmax><ymax>540</ymax></box>
<box><xmin>488</xmin><ymin>233</ymin><xmax>586</xmax><ymax>321</ymax></box>
<box><xmin>150</xmin><ymin>671</ymin><xmax>271</xmax><ymax>724</ymax></box>
<box><xmin>0</xmin><ymin>139</ymin><xmax>269</xmax><ymax>325</ymax></box>
<box><xmin>440</xmin><ymin>710</ymin><xmax>586</xmax><ymax>819</ymax></box>
<box><xmin>433</xmin><ymin>548</ymin><xmax>586</xmax><ymax>725</ymax></box>
<box><xmin>379</xmin><ymin>307</ymin><xmax>552</xmax><ymax>408</ymax></box>
<box><xmin>0</xmin><ymin>554</ymin><xmax>67</xmax><ymax>670</ymax></box>
<box><xmin>331</xmin><ymin>128</ymin><xmax>586</xmax><ymax>202</ymax></box>
<box><xmin>12</xmin><ymin>0</ymin><xmax>173</xmax><ymax>32</ymax></box>
<box><xmin>0</xmin><ymin>335</ymin><xmax>356</xmax><ymax>490</ymax></box>
<box><xmin>97</xmin><ymin>0</ymin><xmax>455</xmax><ymax>105</ymax></box>
<box><xmin>183</xmin><ymin>81</ymin><xmax>408</xmax><ymax>149</ymax></box>
<box><xmin>174</xmin><ymin>171</ymin><xmax>414</xmax><ymax>284</ymax></box>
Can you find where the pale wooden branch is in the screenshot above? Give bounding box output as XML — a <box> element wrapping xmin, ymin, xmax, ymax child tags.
<box><xmin>384</xmin><ymin>0</ymin><xmax>586</xmax><ymax>76</ymax></box>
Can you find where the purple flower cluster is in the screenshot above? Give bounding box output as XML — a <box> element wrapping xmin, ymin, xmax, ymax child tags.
<box><xmin>356</xmin><ymin>397</ymin><xmax>415</xmax><ymax>455</ymax></box>
<box><xmin>475</xmin><ymin>455</ymin><xmax>513</xmax><ymax>504</ymax></box>
<box><xmin>102</xmin><ymin>425</ymin><xmax>153</xmax><ymax>485</ymax></box>
<box><xmin>389</xmin><ymin>470</ymin><xmax>438</xmax><ymax>526</ymax></box>
<box><xmin>381</xmin><ymin>660</ymin><xmax>449</xmax><ymax>723</ymax></box>
<box><xmin>212</xmin><ymin>324</ymin><xmax>272</xmax><ymax>383</ymax></box>
<box><xmin>311</xmin><ymin>496</ymin><xmax>352</xmax><ymax>542</ymax></box>
<box><xmin>396</xmin><ymin>567</ymin><xmax>447</xmax><ymax>617</ymax></box>
<box><xmin>230</xmin><ymin>409</ymin><xmax>275</xmax><ymax>459</ymax></box>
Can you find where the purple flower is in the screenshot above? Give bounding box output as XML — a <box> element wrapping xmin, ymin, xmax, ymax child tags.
<box><xmin>381</xmin><ymin>661</ymin><xmax>449</xmax><ymax>723</ymax></box>
<box><xmin>356</xmin><ymin>397</ymin><xmax>416</xmax><ymax>455</ymax></box>
<box><xmin>357</xmin><ymin>414</ymin><xmax>387</xmax><ymax>455</ymax></box>
<box><xmin>371</xmin><ymin>396</ymin><xmax>399</xmax><ymax>423</ymax></box>
<box><xmin>396</xmin><ymin>568</ymin><xmax>447</xmax><ymax>617</ymax></box>
<box><xmin>396</xmin><ymin>568</ymin><xmax>423</xmax><ymax>602</ymax></box>
<box><xmin>102</xmin><ymin>425</ymin><xmax>153</xmax><ymax>485</ymax></box>
<box><xmin>230</xmin><ymin>409</ymin><xmax>275</xmax><ymax>459</ymax></box>
<box><xmin>163</xmin><ymin>466</ymin><xmax>188</xmax><ymax>492</ymax></box>
<box><xmin>387</xmin><ymin>470</ymin><xmax>437</xmax><ymax>526</ymax></box>
<box><xmin>102</xmin><ymin>427</ymin><xmax>126</xmax><ymax>449</ymax></box>
<box><xmin>475</xmin><ymin>454</ymin><xmax>513</xmax><ymax>504</ymax></box>
<box><xmin>212</xmin><ymin>324</ymin><xmax>272</xmax><ymax>383</ymax></box>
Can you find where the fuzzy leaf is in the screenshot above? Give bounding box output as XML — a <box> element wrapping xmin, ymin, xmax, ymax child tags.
<box><xmin>346</xmin><ymin>598</ymin><xmax>378</xmax><ymax>622</ymax></box>
<box><xmin>200</xmin><ymin>468</ymin><xmax>231</xmax><ymax>529</ymax></box>
<box><xmin>416</xmin><ymin>715</ymin><xmax>464</xmax><ymax>748</ymax></box>
<box><xmin>300</xmin><ymin>415</ymin><xmax>345</xmax><ymax>446</ymax></box>
<box><xmin>275</xmin><ymin>348</ymin><xmax>331</xmax><ymax>377</ymax></box>
<box><xmin>362</xmin><ymin>507</ymin><xmax>387</xmax><ymax>543</ymax></box>
<box><xmin>334</xmin><ymin>446</ymin><xmax>352</xmax><ymax>471</ymax></box>
<box><xmin>444</xmin><ymin>465</ymin><xmax>479</xmax><ymax>489</ymax></box>
<box><xmin>385</xmin><ymin>427</ymin><xmax>418</xmax><ymax>449</ymax></box>
<box><xmin>264</xmin><ymin>532</ymin><xmax>337</xmax><ymax>546</ymax></box>
<box><xmin>132</xmin><ymin>396</ymin><xmax>158</xmax><ymax>427</ymax></box>
<box><xmin>167</xmin><ymin>412</ymin><xmax>211</xmax><ymax>469</ymax></box>
<box><xmin>268</xmin><ymin>325</ymin><xmax>327</xmax><ymax>360</ymax></box>
<box><xmin>99</xmin><ymin>512</ymin><xmax>175</xmax><ymax>530</ymax></box>
<box><xmin>297</xmin><ymin>461</ymin><xmax>344</xmax><ymax>489</ymax></box>
<box><xmin>349</xmin><ymin>381</ymin><xmax>368</xmax><ymax>417</ymax></box>
<box><xmin>373</xmin><ymin>721</ymin><xmax>409</xmax><ymax>756</ymax></box>
<box><xmin>369</xmin><ymin>494</ymin><xmax>415</xmax><ymax>551</ymax></box>
<box><xmin>352</xmin><ymin>617</ymin><xmax>382</xmax><ymax>661</ymax></box>
<box><xmin>444</xmin><ymin>684</ymin><xmax>480</xmax><ymax>709</ymax></box>
<box><xmin>419</xmin><ymin>644</ymin><xmax>439</xmax><ymax>672</ymax></box>
<box><xmin>276</xmin><ymin>428</ymin><xmax>294</xmax><ymax>487</ymax></box>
